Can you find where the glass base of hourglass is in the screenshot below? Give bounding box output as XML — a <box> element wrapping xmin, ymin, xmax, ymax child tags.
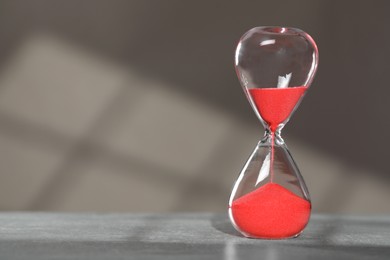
<box><xmin>228</xmin><ymin>131</ymin><xmax>311</xmax><ymax>239</ymax></box>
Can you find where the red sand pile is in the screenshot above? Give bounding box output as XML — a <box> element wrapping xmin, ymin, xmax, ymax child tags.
<box><xmin>230</xmin><ymin>183</ymin><xmax>311</xmax><ymax>238</ymax></box>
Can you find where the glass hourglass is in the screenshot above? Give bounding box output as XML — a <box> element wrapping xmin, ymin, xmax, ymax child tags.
<box><xmin>228</xmin><ymin>27</ymin><xmax>319</xmax><ymax>239</ymax></box>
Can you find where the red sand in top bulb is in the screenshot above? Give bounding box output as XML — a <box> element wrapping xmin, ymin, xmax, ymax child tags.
<box><xmin>230</xmin><ymin>183</ymin><xmax>311</xmax><ymax>238</ymax></box>
<box><xmin>249</xmin><ymin>86</ymin><xmax>307</xmax><ymax>132</ymax></box>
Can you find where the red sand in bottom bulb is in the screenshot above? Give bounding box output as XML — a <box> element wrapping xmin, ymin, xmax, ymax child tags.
<box><xmin>249</xmin><ymin>86</ymin><xmax>307</xmax><ymax>132</ymax></box>
<box><xmin>230</xmin><ymin>183</ymin><xmax>311</xmax><ymax>238</ymax></box>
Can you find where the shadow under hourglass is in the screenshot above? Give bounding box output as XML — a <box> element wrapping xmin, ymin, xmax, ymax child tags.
<box><xmin>210</xmin><ymin>213</ymin><xmax>242</xmax><ymax>238</ymax></box>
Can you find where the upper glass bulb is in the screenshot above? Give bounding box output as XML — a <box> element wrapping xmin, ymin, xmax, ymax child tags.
<box><xmin>235</xmin><ymin>26</ymin><xmax>318</xmax><ymax>90</ymax></box>
<box><xmin>235</xmin><ymin>27</ymin><xmax>318</xmax><ymax>132</ymax></box>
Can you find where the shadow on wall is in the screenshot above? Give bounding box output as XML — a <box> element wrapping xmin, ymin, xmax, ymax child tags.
<box><xmin>0</xmin><ymin>0</ymin><xmax>389</xmax><ymax>211</ymax></box>
<box><xmin>2</xmin><ymin>0</ymin><xmax>386</xmax><ymax>176</ymax></box>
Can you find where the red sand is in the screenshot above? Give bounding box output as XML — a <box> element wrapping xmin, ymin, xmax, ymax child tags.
<box><xmin>249</xmin><ymin>87</ymin><xmax>307</xmax><ymax>132</ymax></box>
<box><xmin>230</xmin><ymin>183</ymin><xmax>311</xmax><ymax>238</ymax></box>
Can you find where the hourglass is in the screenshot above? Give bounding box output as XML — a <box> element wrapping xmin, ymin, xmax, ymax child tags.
<box><xmin>228</xmin><ymin>27</ymin><xmax>318</xmax><ymax>239</ymax></box>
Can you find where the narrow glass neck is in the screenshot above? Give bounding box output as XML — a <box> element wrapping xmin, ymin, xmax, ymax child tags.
<box><xmin>263</xmin><ymin>128</ymin><xmax>285</xmax><ymax>146</ymax></box>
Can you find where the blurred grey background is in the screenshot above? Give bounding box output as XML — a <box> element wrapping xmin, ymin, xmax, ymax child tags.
<box><xmin>0</xmin><ymin>0</ymin><xmax>389</xmax><ymax>213</ymax></box>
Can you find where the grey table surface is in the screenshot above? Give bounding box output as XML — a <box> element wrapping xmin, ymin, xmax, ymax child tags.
<box><xmin>0</xmin><ymin>213</ymin><xmax>390</xmax><ymax>260</ymax></box>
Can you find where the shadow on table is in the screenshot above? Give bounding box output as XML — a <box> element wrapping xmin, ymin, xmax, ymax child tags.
<box><xmin>210</xmin><ymin>213</ymin><xmax>242</xmax><ymax>238</ymax></box>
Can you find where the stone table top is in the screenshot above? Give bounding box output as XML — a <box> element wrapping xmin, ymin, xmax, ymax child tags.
<box><xmin>0</xmin><ymin>213</ymin><xmax>389</xmax><ymax>259</ymax></box>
